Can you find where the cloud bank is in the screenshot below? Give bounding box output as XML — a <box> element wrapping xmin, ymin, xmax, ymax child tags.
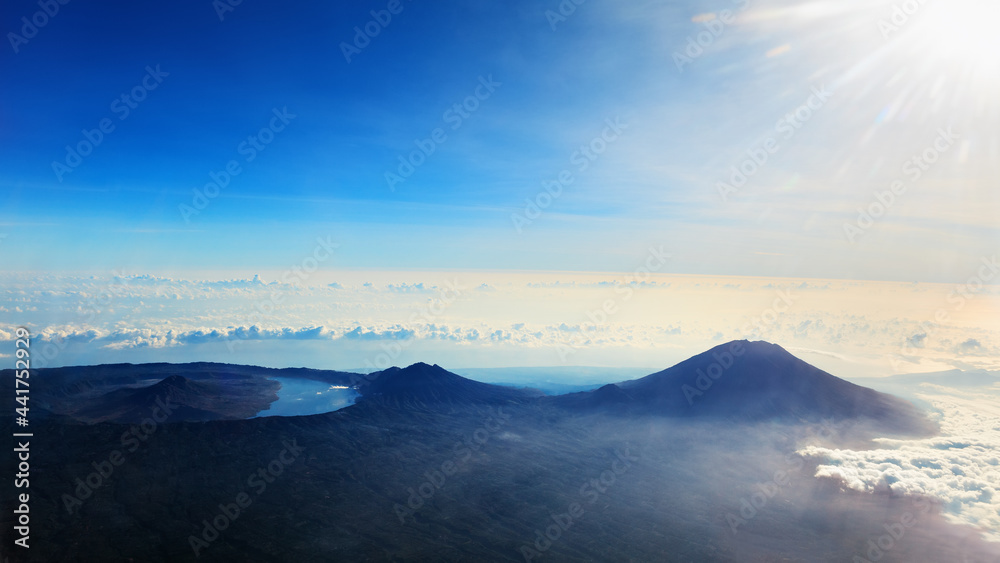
<box><xmin>800</xmin><ymin>386</ymin><xmax>1000</xmax><ymax>542</ymax></box>
<box><xmin>1</xmin><ymin>271</ymin><xmax>997</xmax><ymax>376</ymax></box>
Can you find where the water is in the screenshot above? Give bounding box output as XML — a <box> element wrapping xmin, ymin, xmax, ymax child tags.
<box><xmin>253</xmin><ymin>377</ymin><xmax>358</xmax><ymax>418</ymax></box>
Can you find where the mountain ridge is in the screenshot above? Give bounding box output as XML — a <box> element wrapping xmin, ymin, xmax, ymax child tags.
<box><xmin>545</xmin><ymin>339</ymin><xmax>935</xmax><ymax>434</ymax></box>
<box><xmin>355</xmin><ymin>362</ymin><xmax>541</xmax><ymax>408</ymax></box>
<box><xmin>1</xmin><ymin>341</ymin><xmax>935</xmax><ymax>433</ymax></box>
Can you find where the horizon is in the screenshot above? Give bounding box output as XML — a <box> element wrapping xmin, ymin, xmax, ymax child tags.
<box><xmin>5</xmin><ymin>269</ymin><xmax>999</xmax><ymax>380</ymax></box>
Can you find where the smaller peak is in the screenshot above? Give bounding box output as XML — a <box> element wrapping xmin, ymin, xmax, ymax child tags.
<box><xmin>158</xmin><ymin>375</ymin><xmax>190</xmax><ymax>385</ymax></box>
<box><xmin>372</xmin><ymin>363</ymin><xmax>455</xmax><ymax>384</ymax></box>
<box><xmin>145</xmin><ymin>375</ymin><xmax>195</xmax><ymax>395</ymax></box>
<box><xmin>400</xmin><ymin>362</ymin><xmax>447</xmax><ymax>373</ymax></box>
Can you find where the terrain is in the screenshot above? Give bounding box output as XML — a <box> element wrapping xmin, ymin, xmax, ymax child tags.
<box><xmin>2</xmin><ymin>341</ymin><xmax>998</xmax><ymax>562</ymax></box>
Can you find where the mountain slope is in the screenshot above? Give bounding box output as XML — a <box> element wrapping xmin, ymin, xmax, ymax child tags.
<box><xmin>554</xmin><ymin>340</ymin><xmax>934</xmax><ymax>434</ymax></box>
<box><xmin>1</xmin><ymin>361</ymin><xmax>362</xmax><ymax>423</ymax></box>
<box><xmin>74</xmin><ymin>374</ymin><xmax>278</xmax><ymax>423</ymax></box>
<box><xmin>357</xmin><ymin>362</ymin><xmax>539</xmax><ymax>408</ymax></box>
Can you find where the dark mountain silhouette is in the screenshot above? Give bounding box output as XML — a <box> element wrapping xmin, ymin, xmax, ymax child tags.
<box><xmin>74</xmin><ymin>374</ymin><xmax>278</xmax><ymax>423</ymax></box>
<box><xmin>8</xmin><ymin>344</ymin><xmax>931</xmax><ymax>432</ymax></box>
<box><xmin>357</xmin><ymin>362</ymin><xmax>539</xmax><ymax>408</ymax></box>
<box><xmin>553</xmin><ymin>340</ymin><xmax>934</xmax><ymax>434</ymax></box>
<box><xmin>2</xmin><ymin>342</ymin><xmax>991</xmax><ymax>563</ymax></box>
<box><xmin>549</xmin><ymin>382</ymin><xmax>637</xmax><ymax>412</ymax></box>
<box><xmin>32</xmin><ymin>361</ymin><xmax>359</xmax><ymax>389</ymax></box>
<box><xmin>15</xmin><ymin>362</ymin><xmax>360</xmax><ymax>423</ymax></box>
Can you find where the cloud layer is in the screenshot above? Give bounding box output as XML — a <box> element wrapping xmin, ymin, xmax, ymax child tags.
<box><xmin>1</xmin><ymin>271</ymin><xmax>998</xmax><ymax>376</ymax></box>
<box><xmin>800</xmin><ymin>386</ymin><xmax>1000</xmax><ymax>542</ymax></box>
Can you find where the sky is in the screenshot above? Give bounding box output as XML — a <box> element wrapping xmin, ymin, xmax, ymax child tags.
<box><xmin>2</xmin><ymin>0</ymin><xmax>999</xmax><ymax>372</ymax></box>
<box><xmin>1</xmin><ymin>0</ymin><xmax>998</xmax><ymax>278</ymax></box>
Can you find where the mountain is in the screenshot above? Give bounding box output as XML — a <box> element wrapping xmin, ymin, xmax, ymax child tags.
<box><xmin>73</xmin><ymin>374</ymin><xmax>277</xmax><ymax>423</ymax></box>
<box><xmin>3</xmin><ymin>342</ymin><xmax>993</xmax><ymax>563</ymax></box>
<box><xmin>6</xmin><ymin>361</ymin><xmax>362</xmax><ymax>424</ymax></box>
<box><xmin>21</xmin><ymin>361</ymin><xmax>360</xmax><ymax>400</ymax></box>
<box><xmin>5</xmin><ymin>344</ymin><xmax>931</xmax><ymax>430</ymax></box>
<box><xmin>357</xmin><ymin>362</ymin><xmax>540</xmax><ymax>408</ymax></box>
<box><xmin>553</xmin><ymin>340</ymin><xmax>934</xmax><ymax>434</ymax></box>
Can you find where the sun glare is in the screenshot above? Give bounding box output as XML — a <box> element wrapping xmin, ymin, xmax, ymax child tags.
<box><xmin>904</xmin><ymin>0</ymin><xmax>1000</xmax><ymax>80</ymax></box>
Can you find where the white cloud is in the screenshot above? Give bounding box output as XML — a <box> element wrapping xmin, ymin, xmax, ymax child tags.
<box><xmin>1</xmin><ymin>272</ymin><xmax>998</xmax><ymax>374</ymax></box>
<box><xmin>799</xmin><ymin>386</ymin><xmax>1000</xmax><ymax>542</ymax></box>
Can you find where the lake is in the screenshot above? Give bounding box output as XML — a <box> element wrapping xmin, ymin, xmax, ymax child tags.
<box><xmin>253</xmin><ymin>377</ymin><xmax>358</xmax><ymax>418</ymax></box>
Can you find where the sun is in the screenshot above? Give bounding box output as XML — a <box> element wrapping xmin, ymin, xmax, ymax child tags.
<box><xmin>893</xmin><ymin>0</ymin><xmax>1000</xmax><ymax>82</ymax></box>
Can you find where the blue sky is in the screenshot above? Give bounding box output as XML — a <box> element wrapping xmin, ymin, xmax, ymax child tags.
<box><xmin>4</xmin><ymin>0</ymin><xmax>997</xmax><ymax>280</ymax></box>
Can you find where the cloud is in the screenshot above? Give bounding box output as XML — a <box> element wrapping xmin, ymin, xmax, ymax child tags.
<box><xmin>958</xmin><ymin>338</ymin><xmax>983</xmax><ymax>354</ymax></box>
<box><xmin>489</xmin><ymin>330</ymin><xmax>513</xmax><ymax>342</ymax></box>
<box><xmin>23</xmin><ymin>326</ymin><xmax>338</xmax><ymax>351</ymax></box>
<box><xmin>386</xmin><ymin>283</ymin><xmax>433</xmax><ymax>293</ymax></box>
<box><xmin>786</xmin><ymin>346</ymin><xmax>850</xmax><ymax>361</ymax></box>
<box><xmin>108</xmin><ymin>273</ymin><xmax>268</xmax><ymax>290</ymax></box>
<box><xmin>340</xmin><ymin>327</ymin><xmax>416</xmax><ymax>341</ymax></box>
<box><xmin>3</xmin><ymin>272</ymin><xmax>999</xmax><ymax>376</ymax></box>
<box><xmin>799</xmin><ymin>388</ymin><xmax>1000</xmax><ymax>542</ymax></box>
<box><xmin>526</xmin><ymin>280</ymin><xmax>669</xmax><ymax>289</ymax></box>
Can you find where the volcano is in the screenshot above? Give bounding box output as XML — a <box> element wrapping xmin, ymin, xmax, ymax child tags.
<box><xmin>357</xmin><ymin>362</ymin><xmax>539</xmax><ymax>408</ymax></box>
<box><xmin>553</xmin><ymin>340</ymin><xmax>934</xmax><ymax>434</ymax></box>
